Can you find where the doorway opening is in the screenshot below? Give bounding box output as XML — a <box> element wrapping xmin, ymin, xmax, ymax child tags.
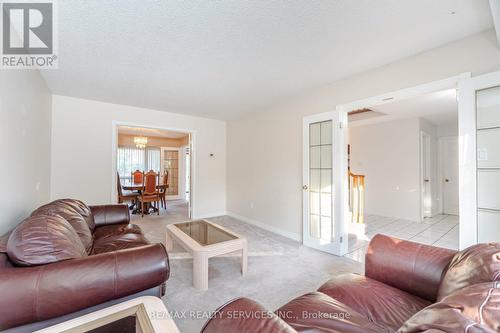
<box><xmin>114</xmin><ymin>125</ymin><xmax>192</xmax><ymax>220</ymax></box>
<box><xmin>338</xmin><ymin>76</ymin><xmax>465</xmax><ymax>261</ymax></box>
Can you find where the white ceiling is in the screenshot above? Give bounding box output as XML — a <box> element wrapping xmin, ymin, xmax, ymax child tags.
<box><xmin>118</xmin><ymin>126</ymin><xmax>188</xmax><ymax>139</ymax></box>
<box><xmin>350</xmin><ymin>89</ymin><xmax>458</xmax><ymax>127</ymax></box>
<box><xmin>41</xmin><ymin>1</ymin><xmax>493</xmax><ymax>120</ymax></box>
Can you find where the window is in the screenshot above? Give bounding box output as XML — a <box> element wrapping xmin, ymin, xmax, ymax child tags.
<box><xmin>117</xmin><ymin>146</ymin><xmax>160</xmax><ymax>180</ymax></box>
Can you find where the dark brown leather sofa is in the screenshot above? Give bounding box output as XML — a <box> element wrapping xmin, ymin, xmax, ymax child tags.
<box><xmin>201</xmin><ymin>234</ymin><xmax>500</xmax><ymax>333</ymax></box>
<box><xmin>0</xmin><ymin>199</ymin><xmax>170</xmax><ymax>333</ymax></box>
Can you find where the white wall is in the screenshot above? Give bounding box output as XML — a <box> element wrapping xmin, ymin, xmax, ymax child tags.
<box><xmin>51</xmin><ymin>96</ymin><xmax>226</xmax><ymax>218</ymax></box>
<box><xmin>349</xmin><ymin>118</ymin><xmax>421</xmax><ymax>221</ymax></box>
<box><xmin>437</xmin><ymin>123</ymin><xmax>458</xmax><ymax>137</ymax></box>
<box><xmin>0</xmin><ymin>70</ymin><xmax>52</xmax><ymax>234</ymax></box>
<box><xmin>226</xmin><ymin>29</ymin><xmax>500</xmax><ymax>239</ymax></box>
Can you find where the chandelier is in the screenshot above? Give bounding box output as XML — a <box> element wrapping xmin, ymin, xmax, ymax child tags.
<box><xmin>134</xmin><ymin>136</ymin><xmax>148</xmax><ymax>149</ymax></box>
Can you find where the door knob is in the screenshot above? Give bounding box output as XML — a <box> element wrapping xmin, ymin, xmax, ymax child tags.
<box><xmin>424</xmin><ymin>179</ymin><xmax>430</xmax><ymax>183</ymax></box>
<box><xmin>303</xmin><ymin>185</ymin><xmax>308</xmax><ymax>190</ymax></box>
<box><xmin>445</xmin><ymin>179</ymin><xmax>450</xmax><ymax>182</ymax></box>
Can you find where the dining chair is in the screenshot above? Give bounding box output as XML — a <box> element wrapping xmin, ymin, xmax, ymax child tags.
<box><xmin>132</xmin><ymin>170</ymin><xmax>143</xmax><ymax>184</ymax></box>
<box><xmin>138</xmin><ymin>170</ymin><xmax>160</xmax><ymax>217</ymax></box>
<box><xmin>116</xmin><ymin>172</ymin><xmax>138</xmax><ymax>208</ymax></box>
<box><xmin>160</xmin><ymin>170</ymin><xmax>169</xmax><ymax>209</ymax></box>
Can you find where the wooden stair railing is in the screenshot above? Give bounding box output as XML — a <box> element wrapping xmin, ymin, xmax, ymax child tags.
<box><xmin>349</xmin><ymin>171</ymin><xmax>365</xmax><ymax>224</ymax></box>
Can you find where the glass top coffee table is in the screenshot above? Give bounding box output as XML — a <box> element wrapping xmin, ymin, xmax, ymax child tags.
<box><xmin>165</xmin><ymin>220</ymin><xmax>247</xmax><ymax>290</ymax></box>
<box><xmin>34</xmin><ymin>296</ymin><xmax>180</xmax><ymax>333</ymax></box>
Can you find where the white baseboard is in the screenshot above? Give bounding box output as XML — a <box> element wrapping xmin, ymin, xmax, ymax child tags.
<box><xmin>195</xmin><ymin>211</ymin><xmax>227</xmax><ymax>219</ymax></box>
<box><xmin>226</xmin><ymin>211</ymin><xmax>302</xmax><ymax>242</ymax></box>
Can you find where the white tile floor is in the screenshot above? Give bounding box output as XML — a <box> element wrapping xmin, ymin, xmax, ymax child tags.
<box><xmin>345</xmin><ymin>214</ymin><xmax>459</xmax><ymax>263</ymax></box>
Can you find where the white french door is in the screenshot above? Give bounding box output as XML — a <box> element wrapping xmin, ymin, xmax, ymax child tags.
<box><xmin>458</xmin><ymin>70</ymin><xmax>500</xmax><ymax>249</ymax></box>
<box><xmin>302</xmin><ymin>111</ymin><xmax>348</xmax><ymax>256</ymax></box>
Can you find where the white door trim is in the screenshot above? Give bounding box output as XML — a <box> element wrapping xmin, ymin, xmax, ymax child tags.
<box><xmin>338</xmin><ymin>73</ymin><xmax>470</xmax><ymax>112</ymax></box>
<box><xmin>111</xmin><ymin>121</ymin><xmax>196</xmax><ymax>219</ymax></box>
<box><xmin>336</xmin><ymin>73</ymin><xmax>470</xmax><ymax>250</ymax></box>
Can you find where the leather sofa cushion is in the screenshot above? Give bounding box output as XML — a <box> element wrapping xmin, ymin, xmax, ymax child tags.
<box><xmin>32</xmin><ymin>203</ymin><xmax>93</xmax><ymax>254</ymax></box>
<box><xmin>38</xmin><ymin>199</ymin><xmax>96</xmax><ymax>231</ymax></box>
<box><xmin>93</xmin><ymin>223</ymin><xmax>142</xmax><ymax>241</ymax></box>
<box><xmin>201</xmin><ymin>297</ymin><xmax>296</xmax><ymax>333</ymax></box>
<box><xmin>275</xmin><ymin>291</ymin><xmax>386</xmax><ymax>333</ymax></box>
<box><xmin>7</xmin><ymin>215</ymin><xmax>87</xmax><ymax>266</ymax></box>
<box><xmin>400</xmin><ymin>282</ymin><xmax>500</xmax><ymax>333</ymax></box>
<box><xmin>437</xmin><ymin>243</ymin><xmax>500</xmax><ymax>301</ymax></box>
<box><xmin>91</xmin><ymin>233</ymin><xmax>150</xmax><ymax>255</ymax></box>
<box><xmin>318</xmin><ymin>273</ymin><xmax>430</xmax><ymax>332</ymax></box>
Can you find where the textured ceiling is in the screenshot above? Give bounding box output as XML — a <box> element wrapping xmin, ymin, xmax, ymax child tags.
<box><xmin>41</xmin><ymin>1</ymin><xmax>493</xmax><ymax>120</ymax></box>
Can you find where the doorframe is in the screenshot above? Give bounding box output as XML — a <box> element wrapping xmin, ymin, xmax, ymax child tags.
<box><xmin>111</xmin><ymin>121</ymin><xmax>196</xmax><ymax>219</ymax></box>
<box><xmin>336</xmin><ymin>72</ymin><xmax>470</xmax><ymax>248</ymax></box>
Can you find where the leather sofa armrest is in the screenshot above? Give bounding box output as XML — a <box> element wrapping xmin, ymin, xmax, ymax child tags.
<box><xmin>365</xmin><ymin>234</ymin><xmax>456</xmax><ymax>302</ymax></box>
<box><xmin>0</xmin><ymin>244</ymin><xmax>169</xmax><ymax>331</ymax></box>
<box><xmin>90</xmin><ymin>204</ymin><xmax>130</xmax><ymax>227</ymax></box>
<box><xmin>201</xmin><ymin>298</ymin><xmax>296</xmax><ymax>333</ymax></box>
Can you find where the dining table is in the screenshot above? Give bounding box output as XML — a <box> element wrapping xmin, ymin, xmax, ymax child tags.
<box><xmin>121</xmin><ymin>180</ymin><xmax>168</xmax><ymax>215</ymax></box>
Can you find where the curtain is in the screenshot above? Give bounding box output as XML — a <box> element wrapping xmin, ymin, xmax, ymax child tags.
<box><xmin>117</xmin><ymin>146</ymin><xmax>161</xmax><ymax>181</ymax></box>
<box><xmin>146</xmin><ymin>147</ymin><xmax>161</xmax><ymax>172</ymax></box>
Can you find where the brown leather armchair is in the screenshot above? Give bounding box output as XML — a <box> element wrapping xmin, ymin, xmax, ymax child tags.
<box><xmin>0</xmin><ymin>199</ymin><xmax>170</xmax><ymax>333</ymax></box>
<box><xmin>201</xmin><ymin>234</ymin><xmax>500</xmax><ymax>333</ymax></box>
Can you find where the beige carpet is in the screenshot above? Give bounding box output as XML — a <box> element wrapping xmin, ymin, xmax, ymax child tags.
<box><xmin>133</xmin><ymin>201</ymin><xmax>363</xmax><ymax>333</ymax></box>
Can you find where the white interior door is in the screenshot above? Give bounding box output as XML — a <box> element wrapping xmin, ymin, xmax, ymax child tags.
<box><xmin>458</xmin><ymin>70</ymin><xmax>500</xmax><ymax>248</ymax></box>
<box><xmin>302</xmin><ymin>111</ymin><xmax>348</xmax><ymax>256</ymax></box>
<box><xmin>421</xmin><ymin>131</ymin><xmax>432</xmax><ymax>219</ymax></box>
<box><xmin>440</xmin><ymin>136</ymin><xmax>459</xmax><ymax>215</ymax></box>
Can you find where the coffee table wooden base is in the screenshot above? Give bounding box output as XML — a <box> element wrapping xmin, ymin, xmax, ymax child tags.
<box><xmin>165</xmin><ymin>221</ymin><xmax>247</xmax><ymax>290</ymax></box>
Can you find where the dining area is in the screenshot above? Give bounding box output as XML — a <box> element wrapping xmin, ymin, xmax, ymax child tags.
<box><xmin>117</xmin><ymin>170</ymin><xmax>169</xmax><ymax>217</ymax></box>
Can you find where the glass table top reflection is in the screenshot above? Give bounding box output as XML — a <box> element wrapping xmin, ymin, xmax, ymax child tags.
<box><xmin>174</xmin><ymin>220</ymin><xmax>237</xmax><ymax>246</ymax></box>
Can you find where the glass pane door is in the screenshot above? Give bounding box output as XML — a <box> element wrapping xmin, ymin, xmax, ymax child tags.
<box><xmin>164</xmin><ymin>149</ymin><xmax>179</xmax><ymax>196</ymax></box>
<box><xmin>309</xmin><ymin>120</ymin><xmax>333</xmax><ymax>241</ymax></box>
<box><xmin>476</xmin><ymin>86</ymin><xmax>500</xmax><ymax>243</ymax></box>
<box><xmin>303</xmin><ymin>111</ymin><xmax>348</xmax><ymax>256</ymax></box>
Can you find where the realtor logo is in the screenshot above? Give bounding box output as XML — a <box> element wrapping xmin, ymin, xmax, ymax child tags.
<box><xmin>1</xmin><ymin>0</ymin><xmax>58</xmax><ymax>69</ymax></box>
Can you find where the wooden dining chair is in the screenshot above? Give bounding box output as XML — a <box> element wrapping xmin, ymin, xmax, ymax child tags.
<box><xmin>138</xmin><ymin>170</ymin><xmax>160</xmax><ymax>217</ymax></box>
<box><xmin>132</xmin><ymin>170</ymin><xmax>143</xmax><ymax>184</ymax></box>
<box><xmin>160</xmin><ymin>170</ymin><xmax>169</xmax><ymax>209</ymax></box>
<box><xmin>117</xmin><ymin>172</ymin><xmax>138</xmax><ymax>208</ymax></box>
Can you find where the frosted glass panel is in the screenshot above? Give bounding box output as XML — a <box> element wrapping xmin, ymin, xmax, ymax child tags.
<box><xmin>478</xmin><ymin>209</ymin><xmax>500</xmax><ymax>243</ymax></box>
<box><xmin>321</xmin><ymin>121</ymin><xmax>332</xmax><ymax>145</ymax></box>
<box><xmin>310</xmin><ymin>169</ymin><xmax>320</xmax><ymax>192</ymax></box>
<box><xmin>310</xmin><ymin>215</ymin><xmax>320</xmax><ymax>239</ymax></box>
<box><xmin>310</xmin><ymin>123</ymin><xmax>321</xmax><ymax>146</ymax></box>
<box><xmin>477</xmin><ymin>86</ymin><xmax>500</xmax><ymax>129</ymax></box>
<box><xmin>310</xmin><ymin>192</ymin><xmax>320</xmax><ymax>215</ymax></box>
<box><xmin>321</xmin><ymin>145</ymin><xmax>332</xmax><ymax>168</ymax></box>
<box><xmin>321</xmin><ymin>193</ymin><xmax>332</xmax><ymax>217</ymax></box>
<box><xmin>477</xmin><ymin>128</ymin><xmax>500</xmax><ymax>168</ymax></box>
<box><xmin>320</xmin><ymin>216</ymin><xmax>332</xmax><ymax>242</ymax></box>
<box><xmin>309</xmin><ymin>120</ymin><xmax>333</xmax><ymax>240</ymax></box>
<box><xmin>310</xmin><ymin>146</ymin><xmax>320</xmax><ymax>169</ymax></box>
<box><xmin>477</xmin><ymin>170</ymin><xmax>500</xmax><ymax>210</ymax></box>
<box><xmin>321</xmin><ymin>169</ymin><xmax>332</xmax><ymax>193</ymax></box>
